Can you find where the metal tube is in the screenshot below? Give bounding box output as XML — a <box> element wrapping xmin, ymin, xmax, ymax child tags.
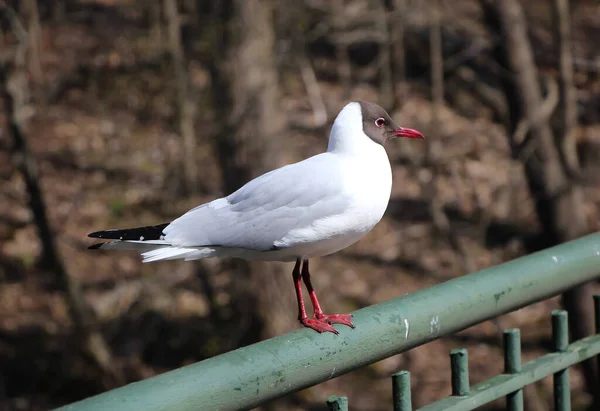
<box><xmin>594</xmin><ymin>295</ymin><xmax>600</xmax><ymax>336</ymax></box>
<box><xmin>57</xmin><ymin>232</ymin><xmax>600</xmax><ymax>411</ymax></box>
<box><xmin>450</xmin><ymin>349</ymin><xmax>470</xmax><ymax>396</ymax></box>
<box><xmin>392</xmin><ymin>371</ymin><xmax>412</xmax><ymax>411</ymax></box>
<box><xmin>594</xmin><ymin>295</ymin><xmax>600</xmax><ymax>410</ymax></box>
<box><xmin>504</xmin><ymin>329</ymin><xmax>523</xmax><ymax>411</ymax></box>
<box><xmin>326</xmin><ymin>396</ymin><xmax>348</xmax><ymax>411</ymax></box>
<box><xmin>552</xmin><ymin>310</ymin><xmax>571</xmax><ymax>411</ymax></box>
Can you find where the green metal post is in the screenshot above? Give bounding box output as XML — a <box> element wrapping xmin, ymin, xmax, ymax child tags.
<box><xmin>504</xmin><ymin>329</ymin><xmax>523</xmax><ymax>411</ymax></box>
<box><xmin>450</xmin><ymin>349</ymin><xmax>470</xmax><ymax>396</ymax></box>
<box><xmin>594</xmin><ymin>295</ymin><xmax>600</xmax><ymax>335</ymax></box>
<box><xmin>56</xmin><ymin>233</ymin><xmax>600</xmax><ymax>411</ymax></box>
<box><xmin>419</xmin><ymin>334</ymin><xmax>600</xmax><ymax>411</ymax></box>
<box><xmin>594</xmin><ymin>295</ymin><xmax>600</xmax><ymax>410</ymax></box>
<box><xmin>552</xmin><ymin>310</ymin><xmax>571</xmax><ymax>411</ymax></box>
<box><xmin>326</xmin><ymin>396</ymin><xmax>348</xmax><ymax>411</ymax></box>
<box><xmin>392</xmin><ymin>371</ymin><xmax>412</xmax><ymax>411</ymax></box>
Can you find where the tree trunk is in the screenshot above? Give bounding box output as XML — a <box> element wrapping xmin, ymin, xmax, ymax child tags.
<box><xmin>552</xmin><ymin>0</ymin><xmax>598</xmax><ymax>400</ymax></box>
<box><xmin>429</xmin><ymin>3</ymin><xmax>444</xmax><ymax>136</ymax></box>
<box><xmin>391</xmin><ymin>0</ymin><xmax>408</xmax><ymax>108</ymax></box>
<box><xmin>52</xmin><ymin>0</ymin><xmax>66</xmax><ymax>22</ymax></box>
<box><xmin>0</xmin><ymin>3</ymin><xmax>122</xmax><ymax>387</ymax></box>
<box><xmin>23</xmin><ymin>0</ymin><xmax>43</xmax><ymax>103</ymax></box>
<box><xmin>164</xmin><ymin>0</ymin><xmax>197</xmax><ymax>193</ymax></box>
<box><xmin>377</xmin><ymin>0</ymin><xmax>393</xmax><ymax>111</ymax></box>
<box><xmin>552</xmin><ymin>0</ymin><xmax>580</xmax><ymax>175</ymax></box>
<box><xmin>481</xmin><ymin>0</ymin><xmax>595</xmax><ymax>397</ymax></box>
<box><xmin>148</xmin><ymin>0</ymin><xmax>163</xmax><ymax>52</ymax></box>
<box><xmin>331</xmin><ymin>0</ymin><xmax>351</xmax><ymax>99</ymax></box>
<box><xmin>207</xmin><ymin>0</ymin><xmax>293</xmax><ymax>339</ymax></box>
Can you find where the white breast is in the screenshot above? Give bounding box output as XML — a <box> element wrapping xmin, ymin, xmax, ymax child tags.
<box><xmin>270</xmin><ymin>144</ymin><xmax>392</xmax><ymax>261</ymax></box>
<box><xmin>337</xmin><ymin>143</ymin><xmax>393</xmax><ymax>235</ymax></box>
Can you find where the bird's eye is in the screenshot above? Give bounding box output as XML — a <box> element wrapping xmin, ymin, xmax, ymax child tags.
<box><xmin>375</xmin><ymin>118</ymin><xmax>386</xmax><ymax>127</ymax></box>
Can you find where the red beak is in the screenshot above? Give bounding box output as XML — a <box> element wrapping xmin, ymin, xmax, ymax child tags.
<box><xmin>393</xmin><ymin>127</ymin><xmax>425</xmax><ymax>139</ymax></box>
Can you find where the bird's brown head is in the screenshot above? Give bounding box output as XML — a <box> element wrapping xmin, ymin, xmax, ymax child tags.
<box><xmin>358</xmin><ymin>100</ymin><xmax>424</xmax><ymax>145</ymax></box>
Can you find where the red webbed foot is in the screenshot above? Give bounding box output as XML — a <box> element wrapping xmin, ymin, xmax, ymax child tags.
<box><xmin>301</xmin><ymin>317</ymin><xmax>339</xmax><ymax>334</ymax></box>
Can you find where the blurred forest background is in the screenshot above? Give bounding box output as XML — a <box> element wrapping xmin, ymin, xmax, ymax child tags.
<box><xmin>1</xmin><ymin>0</ymin><xmax>600</xmax><ymax>410</ymax></box>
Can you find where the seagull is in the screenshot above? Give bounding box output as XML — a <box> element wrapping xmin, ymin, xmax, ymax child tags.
<box><xmin>88</xmin><ymin>101</ymin><xmax>424</xmax><ymax>334</ymax></box>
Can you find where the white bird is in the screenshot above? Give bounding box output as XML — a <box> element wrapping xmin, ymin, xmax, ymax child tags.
<box><xmin>89</xmin><ymin>101</ymin><xmax>424</xmax><ymax>333</ymax></box>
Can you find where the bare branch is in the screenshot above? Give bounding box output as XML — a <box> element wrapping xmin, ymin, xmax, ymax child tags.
<box><xmin>390</xmin><ymin>0</ymin><xmax>408</xmax><ymax>107</ymax></box>
<box><xmin>453</xmin><ymin>66</ymin><xmax>508</xmax><ymax>123</ymax></box>
<box><xmin>377</xmin><ymin>0</ymin><xmax>394</xmax><ymax>111</ymax></box>
<box><xmin>513</xmin><ymin>74</ymin><xmax>559</xmax><ymax>147</ymax></box>
<box><xmin>298</xmin><ymin>54</ymin><xmax>327</xmax><ymax>127</ymax></box>
<box><xmin>0</xmin><ymin>1</ymin><xmax>27</xmax><ymax>44</ymax></box>
<box><xmin>331</xmin><ymin>0</ymin><xmax>351</xmax><ymax>99</ymax></box>
<box><xmin>552</xmin><ymin>0</ymin><xmax>581</xmax><ymax>175</ymax></box>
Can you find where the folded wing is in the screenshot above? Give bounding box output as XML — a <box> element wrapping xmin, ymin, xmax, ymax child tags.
<box><xmin>163</xmin><ymin>153</ymin><xmax>351</xmax><ymax>251</ymax></box>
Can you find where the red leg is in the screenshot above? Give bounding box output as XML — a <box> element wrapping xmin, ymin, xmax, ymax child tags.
<box><xmin>292</xmin><ymin>259</ymin><xmax>337</xmax><ymax>334</ymax></box>
<box><xmin>292</xmin><ymin>259</ymin><xmax>308</xmax><ymax>321</ymax></box>
<box><xmin>301</xmin><ymin>260</ymin><xmax>355</xmax><ymax>332</ymax></box>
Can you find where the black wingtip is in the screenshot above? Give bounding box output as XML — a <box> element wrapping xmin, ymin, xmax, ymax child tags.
<box><xmin>88</xmin><ymin>242</ymin><xmax>105</xmax><ymax>250</ymax></box>
<box><xmin>88</xmin><ymin>230</ymin><xmax>114</xmax><ymax>239</ymax></box>
<box><xmin>87</xmin><ymin>223</ymin><xmax>170</xmax><ymax>240</ymax></box>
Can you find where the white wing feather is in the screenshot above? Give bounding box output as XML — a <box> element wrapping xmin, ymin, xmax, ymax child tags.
<box><xmin>163</xmin><ymin>153</ymin><xmax>351</xmax><ymax>251</ymax></box>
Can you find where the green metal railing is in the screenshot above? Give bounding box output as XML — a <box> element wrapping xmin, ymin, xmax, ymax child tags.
<box><xmin>58</xmin><ymin>232</ymin><xmax>600</xmax><ymax>411</ymax></box>
<box><xmin>325</xmin><ymin>303</ymin><xmax>600</xmax><ymax>411</ymax></box>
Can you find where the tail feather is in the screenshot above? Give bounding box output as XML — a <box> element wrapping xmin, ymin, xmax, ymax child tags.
<box><xmin>89</xmin><ymin>237</ymin><xmax>216</xmax><ymax>262</ymax></box>
<box><xmin>89</xmin><ymin>239</ymin><xmax>170</xmax><ymax>251</ymax></box>
<box><xmin>88</xmin><ymin>223</ymin><xmax>220</xmax><ymax>262</ymax></box>
<box><xmin>141</xmin><ymin>247</ymin><xmax>198</xmax><ymax>263</ymax></box>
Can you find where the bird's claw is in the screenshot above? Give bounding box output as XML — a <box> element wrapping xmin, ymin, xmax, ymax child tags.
<box><xmin>319</xmin><ymin>313</ymin><xmax>355</xmax><ymax>329</ymax></box>
<box><xmin>301</xmin><ymin>313</ymin><xmax>354</xmax><ymax>334</ymax></box>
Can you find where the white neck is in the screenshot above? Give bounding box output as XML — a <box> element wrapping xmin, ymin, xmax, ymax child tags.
<box><xmin>327</xmin><ymin>102</ymin><xmax>383</xmax><ymax>155</ymax></box>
